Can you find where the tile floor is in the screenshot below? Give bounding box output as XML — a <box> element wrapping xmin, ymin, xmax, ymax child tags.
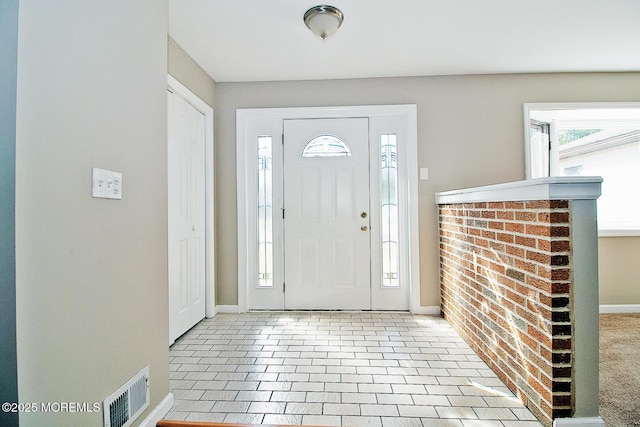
<box><xmin>166</xmin><ymin>312</ymin><xmax>542</xmax><ymax>427</ymax></box>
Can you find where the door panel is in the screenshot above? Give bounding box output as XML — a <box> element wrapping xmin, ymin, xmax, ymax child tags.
<box><xmin>334</xmin><ymin>168</ymin><xmax>354</xmax><ymax>220</ymax></box>
<box><xmin>333</xmin><ymin>238</ymin><xmax>355</xmax><ymax>288</ymax></box>
<box><xmin>168</xmin><ymin>91</ymin><xmax>206</xmax><ymax>343</ymax></box>
<box><xmin>299</xmin><ymin>168</ymin><xmax>321</xmax><ymax>221</ymax></box>
<box><xmin>284</xmin><ymin>118</ymin><xmax>370</xmax><ymax>309</ymax></box>
<box><xmin>299</xmin><ymin>238</ymin><xmax>320</xmax><ymax>288</ymax></box>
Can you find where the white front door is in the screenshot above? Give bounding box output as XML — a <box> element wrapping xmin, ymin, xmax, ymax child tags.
<box><xmin>168</xmin><ymin>90</ymin><xmax>206</xmax><ymax>342</ymax></box>
<box><xmin>283</xmin><ymin>118</ymin><xmax>371</xmax><ymax>309</ymax></box>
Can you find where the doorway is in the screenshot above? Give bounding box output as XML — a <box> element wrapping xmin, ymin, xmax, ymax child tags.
<box><xmin>237</xmin><ymin>105</ymin><xmax>419</xmax><ymax>312</ymax></box>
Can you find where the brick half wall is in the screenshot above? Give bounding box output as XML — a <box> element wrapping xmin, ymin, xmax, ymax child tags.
<box><xmin>439</xmin><ymin>200</ymin><xmax>573</xmax><ymax>426</ymax></box>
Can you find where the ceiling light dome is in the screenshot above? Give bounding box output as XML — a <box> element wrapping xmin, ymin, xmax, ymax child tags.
<box><xmin>304</xmin><ymin>5</ymin><xmax>344</xmax><ymax>40</ymax></box>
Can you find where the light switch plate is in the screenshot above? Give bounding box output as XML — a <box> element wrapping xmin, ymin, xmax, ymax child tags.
<box><xmin>420</xmin><ymin>167</ymin><xmax>429</xmax><ymax>181</ymax></box>
<box><xmin>92</xmin><ymin>168</ymin><xmax>122</xmax><ymax>199</ymax></box>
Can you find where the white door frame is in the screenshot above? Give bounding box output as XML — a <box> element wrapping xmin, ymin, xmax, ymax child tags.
<box><xmin>167</xmin><ymin>74</ymin><xmax>215</xmax><ymax>322</ymax></box>
<box><xmin>237</xmin><ymin>105</ymin><xmax>419</xmax><ymax>312</ymax></box>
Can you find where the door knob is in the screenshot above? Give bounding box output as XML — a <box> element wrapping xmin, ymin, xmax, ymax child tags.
<box><xmin>361</xmin><ymin>225</ymin><xmax>368</xmax><ymax>232</ymax></box>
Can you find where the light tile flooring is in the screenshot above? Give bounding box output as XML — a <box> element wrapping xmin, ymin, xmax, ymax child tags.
<box><xmin>166</xmin><ymin>312</ymin><xmax>542</xmax><ymax>427</ymax></box>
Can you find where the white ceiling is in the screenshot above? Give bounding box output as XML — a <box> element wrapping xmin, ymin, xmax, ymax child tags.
<box><xmin>168</xmin><ymin>0</ymin><xmax>640</xmax><ymax>83</ymax></box>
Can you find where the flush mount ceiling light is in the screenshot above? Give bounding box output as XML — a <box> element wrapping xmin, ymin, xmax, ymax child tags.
<box><xmin>304</xmin><ymin>5</ymin><xmax>344</xmax><ymax>40</ymax></box>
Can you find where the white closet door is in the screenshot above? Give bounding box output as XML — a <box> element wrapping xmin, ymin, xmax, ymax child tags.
<box><xmin>168</xmin><ymin>90</ymin><xmax>206</xmax><ymax>343</ymax></box>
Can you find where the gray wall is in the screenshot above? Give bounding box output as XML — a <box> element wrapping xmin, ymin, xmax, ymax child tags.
<box><xmin>15</xmin><ymin>1</ymin><xmax>169</xmax><ymax>425</ymax></box>
<box><xmin>214</xmin><ymin>73</ymin><xmax>640</xmax><ymax>307</ymax></box>
<box><xmin>168</xmin><ymin>36</ymin><xmax>215</xmax><ymax>108</ymax></box>
<box><xmin>0</xmin><ymin>0</ymin><xmax>19</xmax><ymax>425</ymax></box>
<box><xmin>599</xmin><ymin>236</ymin><xmax>640</xmax><ymax>305</ymax></box>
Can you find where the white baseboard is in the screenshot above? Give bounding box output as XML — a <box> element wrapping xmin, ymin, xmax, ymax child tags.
<box><xmin>139</xmin><ymin>392</ymin><xmax>174</xmax><ymax>427</ymax></box>
<box><xmin>411</xmin><ymin>305</ymin><xmax>441</xmax><ymax>316</ymax></box>
<box><xmin>553</xmin><ymin>417</ymin><xmax>605</xmax><ymax>427</ymax></box>
<box><xmin>216</xmin><ymin>305</ymin><xmax>240</xmax><ymax>313</ymax></box>
<box><xmin>599</xmin><ymin>304</ymin><xmax>640</xmax><ymax>313</ymax></box>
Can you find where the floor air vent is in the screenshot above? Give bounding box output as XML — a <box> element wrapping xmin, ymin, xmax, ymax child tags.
<box><xmin>103</xmin><ymin>365</ymin><xmax>150</xmax><ymax>427</ymax></box>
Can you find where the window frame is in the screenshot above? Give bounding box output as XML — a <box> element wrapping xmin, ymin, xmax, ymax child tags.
<box><xmin>524</xmin><ymin>102</ymin><xmax>640</xmax><ymax>237</ymax></box>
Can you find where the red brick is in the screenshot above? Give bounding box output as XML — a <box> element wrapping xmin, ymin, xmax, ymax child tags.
<box><xmin>475</xmin><ymin>237</ymin><xmax>489</xmax><ymax>248</ymax></box>
<box><xmin>529</xmin><ymin>376</ymin><xmax>552</xmax><ymax>402</ymax></box>
<box><xmin>489</xmin><ymin>242</ymin><xmax>506</xmax><ymax>253</ymax></box>
<box><xmin>489</xmin><ymin>221</ymin><xmax>505</xmax><ymax>230</ymax></box>
<box><xmin>540</xmin><ymin>346</ymin><xmax>552</xmax><ymax>362</ymax></box>
<box><xmin>482</xmin><ymin>210</ymin><xmax>497</xmax><ymax>219</ymax></box>
<box><xmin>553</xmin><ymin>394</ymin><xmax>572</xmax><ymax>407</ymax></box>
<box><xmin>505</xmin><ymin>268</ymin><xmax>525</xmax><ymax>282</ymax></box>
<box><xmin>506</xmin><ymin>245</ymin><xmax>525</xmax><ymax>258</ymax></box>
<box><xmin>502</xmin><ymin>201</ymin><xmax>523</xmax><ymax>209</ymax></box>
<box><xmin>538</xmin><ymin>294</ymin><xmax>553</xmax><ymax>308</ymax></box>
<box><xmin>516</xmin><ymin>211</ymin><xmax>537</xmax><ymax>222</ymax></box>
<box><xmin>526</xmin><ymin>363</ymin><xmax>540</xmax><ymax>378</ymax></box>
<box><xmin>526</xmin><ymin>276</ymin><xmax>552</xmax><ymax>294</ymax></box>
<box><xmin>516</xmin><ymin>305</ymin><xmax>540</xmax><ymax>326</ymax></box>
<box><xmin>551</xmin><ymin>282</ymin><xmax>571</xmax><ymax>293</ymax></box>
<box><xmin>497</xmin><ymin>210</ymin><xmax>514</xmax><ymax>220</ymax></box>
<box><xmin>515</xmin><ymin>258</ymin><xmax>537</xmax><ymax>274</ymax></box>
<box><xmin>552</xmin><ymin>338</ymin><xmax>572</xmax><ymax>351</ymax></box>
<box><xmin>506</xmin><ymin>290</ymin><xmax>525</xmax><ymax>305</ymax></box>
<box><xmin>550</xmin><ymin>212</ymin><xmax>570</xmax><ymax>223</ymax></box>
<box><xmin>526</xmin><ymin>224</ymin><xmax>551</xmax><ymax>237</ymax></box>
<box><xmin>552</xmin><ymin>351</ymin><xmax>572</xmax><ymax>364</ymax></box>
<box><xmin>497</xmin><ymin>232</ymin><xmax>515</xmax><ymax>243</ymax></box>
<box><xmin>516</xmin><ymin>235</ymin><xmax>537</xmax><ymax>248</ymax></box>
<box><xmin>534</xmin><ymin>302</ymin><xmax>552</xmax><ymax>321</ymax></box>
<box><xmin>552</xmin><ymin>269</ymin><xmax>571</xmax><ymax>281</ymax></box>
<box><xmin>538</xmin><ymin>265</ymin><xmax>552</xmax><ymax>280</ymax></box>
<box><xmin>550</xmin><ymin>200</ymin><xmax>569</xmax><ymax>209</ymax></box>
<box><xmin>551</xmin><ymin>226</ymin><xmax>570</xmax><ymax>237</ymax></box>
<box><xmin>438</xmin><ymin>197</ymin><xmax>579</xmax><ymax>422</ymax></box>
<box><xmin>551</xmin><ymin>240</ymin><xmax>571</xmax><ymax>252</ymax></box>
<box><xmin>552</xmin><ymin>379</ymin><xmax>572</xmax><ymax>392</ymax></box>
<box><xmin>505</xmin><ymin>222</ymin><xmax>525</xmax><ymax>233</ymax></box>
<box><xmin>481</xmin><ymin>230</ymin><xmax>496</xmax><ymax>239</ymax></box>
<box><xmin>538</xmin><ymin>239</ymin><xmax>552</xmax><ymax>252</ymax></box>
<box><xmin>518</xmin><ymin>331</ymin><xmax>540</xmax><ymax>352</ymax></box>
<box><xmin>528</xmin><ymin>325</ymin><xmax>553</xmax><ymax>348</ymax></box>
<box><xmin>527</xmin><ymin>250</ymin><xmax>551</xmax><ymax>265</ymax></box>
<box><xmin>551</xmin><ymin>255</ymin><xmax>570</xmax><ymax>266</ymax></box>
<box><xmin>526</xmin><ymin>200</ymin><xmax>552</xmax><ymax>209</ymax></box>
<box><xmin>538</xmin><ymin>212</ymin><xmax>551</xmax><ymax>223</ymax></box>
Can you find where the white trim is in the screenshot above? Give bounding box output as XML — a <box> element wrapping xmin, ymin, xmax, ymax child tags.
<box><xmin>411</xmin><ymin>305</ymin><xmax>441</xmax><ymax>316</ymax></box>
<box><xmin>599</xmin><ymin>304</ymin><xmax>640</xmax><ymax>313</ymax></box>
<box><xmin>167</xmin><ymin>74</ymin><xmax>216</xmax><ymax>318</ymax></box>
<box><xmin>553</xmin><ymin>417</ymin><xmax>605</xmax><ymax>427</ymax></box>
<box><xmin>216</xmin><ymin>305</ymin><xmax>240</xmax><ymax>313</ymax></box>
<box><xmin>406</xmin><ymin>109</ymin><xmax>421</xmax><ymax>314</ymax></box>
<box><xmin>599</xmin><ymin>228</ymin><xmax>640</xmax><ymax>237</ymax></box>
<box><xmin>138</xmin><ymin>392</ymin><xmax>174</xmax><ymax>427</ymax></box>
<box><xmin>435</xmin><ymin>177</ymin><xmax>602</xmax><ymax>205</ymax></box>
<box><xmin>237</xmin><ymin>105</ymin><xmax>419</xmax><ymax>313</ymax></box>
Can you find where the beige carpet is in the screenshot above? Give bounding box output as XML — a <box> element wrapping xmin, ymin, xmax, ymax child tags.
<box><xmin>600</xmin><ymin>313</ymin><xmax>640</xmax><ymax>426</ymax></box>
